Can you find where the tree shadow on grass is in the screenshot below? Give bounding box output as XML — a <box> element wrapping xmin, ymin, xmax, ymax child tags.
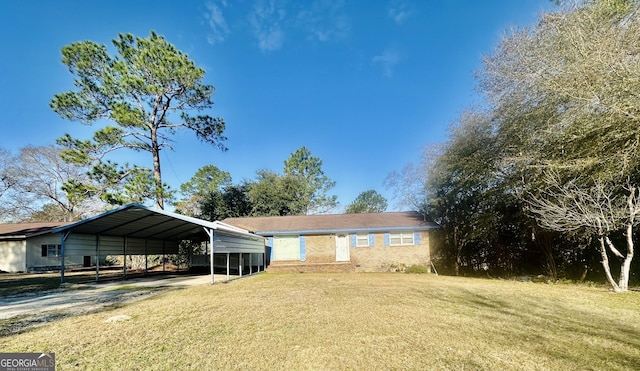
<box><xmin>445</xmin><ymin>288</ymin><xmax>640</xmax><ymax>369</ymax></box>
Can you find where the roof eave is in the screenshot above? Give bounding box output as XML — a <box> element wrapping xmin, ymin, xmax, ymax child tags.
<box><xmin>255</xmin><ymin>225</ymin><xmax>438</xmax><ymax>235</ymax></box>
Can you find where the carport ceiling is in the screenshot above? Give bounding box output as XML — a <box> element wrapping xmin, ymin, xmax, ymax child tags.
<box><xmin>55</xmin><ymin>203</ymin><xmax>216</xmax><ymax>241</ymax></box>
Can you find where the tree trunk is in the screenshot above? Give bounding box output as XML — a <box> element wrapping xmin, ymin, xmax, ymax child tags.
<box><xmin>618</xmin><ymin>222</ymin><xmax>634</xmax><ymax>291</ymax></box>
<box><xmin>150</xmin><ymin>127</ymin><xmax>164</xmax><ymax>210</ymax></box>
<box><xmin>533</xmin><ymin>228</ymin><xmax>557</xmax><ymax>281</ymax></box>
<box><xmin>579</xmin><ymin>266</ymin><xmax>588</xmax><ymax>282</ymax></box>
<box><xmin>598</xmin><ymin>237</ymin><xmax>621</xmax><ymax>292</ymax></box>
<box><xmin>453</xmin><ymin>226</ymin><xmax>461</xmax><ymax>276</ymax></box>
<box><xmin>618</xmin><ymin>188</ymin><xmax>638</xmax><ymax>292</ymax></box>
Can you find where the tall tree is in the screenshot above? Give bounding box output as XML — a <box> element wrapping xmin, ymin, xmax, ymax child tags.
<box><xmin>249</xmin><ymin>170</ymin><xmax>306</xmax><ymax>216</ymax></box>
<box><xmin>176</xmin><ymin>165</ymin><xmax>232</xmax><ymax>216</ymax></box>
<box><xmin>398</xmin><ymin>109</ymin><xmax>555</xmax><ymax>278</ymax></box>
<box><xmin>283</xmin><ymin>147</ymin><xmax>337</xmax><ymax>214</ymax></box>
<box><xmin>345</xmin><ymin>190</ymin><xmax>388</xmax><ymax>213</ymax></box>
<box><xmin>481</xmin><ymin>0</ymin><xmax>640</xmax><ymax>290</ymax></box>
<box><xmin>200</xmin><ymin>182</ymin><xmax>253</xmax><ymax>221</ymax></box>
<box><xmin>424</xmin><ymin>110</ymin><xmax>513</xmax><ymax>276</ymax></box>
<box><xmin>51</xmin><ymin>31</ymin><xmax>227</xmax><ymax>209</ymax></box>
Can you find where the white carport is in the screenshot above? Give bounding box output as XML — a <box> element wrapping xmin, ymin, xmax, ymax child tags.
<box><xmin>51</xmin><ymin>203</ymin><xmax>266</xmax><ymax>284</ymax></box>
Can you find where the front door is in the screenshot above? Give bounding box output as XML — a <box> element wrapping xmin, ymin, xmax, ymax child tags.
<box><xmin>335</xmin><ymin>234</ymin><xmax>350</xmax><ymax>262</ymax></box>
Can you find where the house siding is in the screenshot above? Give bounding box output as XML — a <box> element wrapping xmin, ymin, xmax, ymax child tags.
<box><xmin>0</xmin><ymin>240</ymin><xmax>27</xmax><ymax>272</ymax></box>
<box><xmin>26</xmin><ymin>234</ymin><xmax>86</xmax><ymax>271</ymax></box>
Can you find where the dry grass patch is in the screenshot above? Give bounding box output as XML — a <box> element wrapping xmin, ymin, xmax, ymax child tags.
<box><xmin>1</xmin><ymin>273</ymin><xmax>639</xmax><ymax>370</ymax></box>
<box><xmin>0</xmin><ymin>270</ymin><xmax>138</xmax><ymax>296</ymax></box>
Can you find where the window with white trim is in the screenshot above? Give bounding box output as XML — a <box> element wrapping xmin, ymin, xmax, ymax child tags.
<box><xmin>356</xmin><ymin>233</ymin><xmax>370</xmax><ymax>247</ymax></box>
<box><xmin>389</xmin><ymin>232</ymin><xmax>414</xmax><ymax>246</ymax></box>
<box><xmin>41</xmin><ymin>244</ymin><xmax>62</xmax><ymax>257</ymax></box>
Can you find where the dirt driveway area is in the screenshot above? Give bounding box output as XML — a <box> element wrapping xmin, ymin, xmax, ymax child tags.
<box><xmin>0</xmin><ymin>273</ymin><xmax>233</xmax><ymax>336</ymax></box>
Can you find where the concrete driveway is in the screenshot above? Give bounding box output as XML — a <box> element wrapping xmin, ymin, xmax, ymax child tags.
<box><xmin>0</xmin><ymin>273</ymin><xmax>237</xmax><ymax>335</ymax></box>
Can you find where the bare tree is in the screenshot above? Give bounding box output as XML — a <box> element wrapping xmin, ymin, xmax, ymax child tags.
<box><xmin>385</xmin><ymin>144</ymin><xmax>439</xmax><ymax>212</ymax></box>
<box><xmin>0</xmin><ymin>148</ymin><xmax>20</xmax><ymax>222</ymax></box>
<box><xmin>9</xmin><ymin>146</ymin><xmax>104</xmax><ymax>222</ymax></box>
<box><xmin>527</xmin><ymin>172</ymin><xmax>638</xmax><ymax>291</ymax></box>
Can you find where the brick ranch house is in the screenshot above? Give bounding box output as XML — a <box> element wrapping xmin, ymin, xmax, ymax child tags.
<box><xmin>223</xmin><ymin>211</ymin><xmax>438</xmax><ymax>273</ymax></box>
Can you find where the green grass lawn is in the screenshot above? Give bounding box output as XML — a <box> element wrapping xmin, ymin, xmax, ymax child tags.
<box><xmin>1</xmin><ymin>273</ymin><xmax>639</xmax><ymax>370</ymax></box>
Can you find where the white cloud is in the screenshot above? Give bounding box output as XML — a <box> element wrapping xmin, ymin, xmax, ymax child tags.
<box><xmin>296</xmin><ymin>0</ymin><xmax>351</xmax><ymax>43</ymax></box>
<box><xmin>372</xmin><ymin>47</ymin><xmax>403</xmax><ymax>78</ymax></box>
<box><xmin>205</xmin><ymin>0</ymin><xmax>351</xmax><ymax>52</ymax></box>
<box><xmin>248</xmin><ymin>0</ymin><xmax>287</xmax><ymax>52</ymax></box>
<box><xmin>388</xmin><ymin>0</ymin><xmax>412</xmax><ymax>25</ymax></box>
<box><xmin>205</xmin><ymin>2</ymin><xmax>230</xmax><ymax>45</ymax></box>
<box><xmin>256</xmin><ymin>27</ymin><xmax>285</xmax><ymax>52</ymax></box>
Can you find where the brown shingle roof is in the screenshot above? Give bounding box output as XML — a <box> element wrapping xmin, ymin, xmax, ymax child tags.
<box><xmin>0</xmin><ymin>222</ymin><xmax>70</xmax><ymax>238</ymax></box>
<box><xmin>223</xmin><ymin>211</ymin><xmax>437</xmax><ymax>235</ymax></box>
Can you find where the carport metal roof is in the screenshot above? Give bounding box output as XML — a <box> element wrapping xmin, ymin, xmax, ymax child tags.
<box><xmin>52</xmin><ymin>203</ymin><xmax>256</xmax><ymax>242</ymax></box>
<box><xmin>51</xmin><ymin>203</ymin><xmax>265</xmax><ymax>285</ymax></box>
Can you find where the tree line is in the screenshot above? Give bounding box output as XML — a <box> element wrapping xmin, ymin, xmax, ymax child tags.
<box><xmin>388</xmin><ymin>0</ymin><xmax>640</xmax><ymax>291</ymax></box>
<box><xmin>0</xmin><ymin>144</ymin><xmax>388</xmax><ymax>223</ymax></box>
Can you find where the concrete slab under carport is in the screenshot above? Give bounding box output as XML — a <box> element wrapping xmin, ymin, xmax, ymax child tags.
<box><xmin>82</xmin><ymin>271</ymin><xmax>237</xmax><ymax>288</ymax></box>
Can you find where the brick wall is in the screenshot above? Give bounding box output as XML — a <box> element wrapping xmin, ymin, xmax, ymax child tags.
<box><xmin>267</xmin><ymin>261</ymin><xmax>354</xmax><ymax>273</ymax></box>
<box><xmin>268</xmin><ymin>231</ymin><xmax>431</xmax><ymax>273</ymax></box>
<box><xmin>303</xmin><ymin>235</ymin><xmax>336</xmax><ymax>263</ymax></box>
<box><xmin>350</xmin><ymin>232</ymin><xmax>431</xmax><ymax>272</ymax></box>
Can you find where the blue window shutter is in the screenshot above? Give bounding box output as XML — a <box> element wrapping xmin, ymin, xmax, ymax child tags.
<box><xmin>350</xmin><ymin>234</ymin><xmax>356</xmax><ymax>247</ymax></box>
<box><xmin>268</xmin><ymin>237</ymin><xmax>274</xmax><ymax>260</ymax></box>
<box><xmin>368</xmin><ymin>233</ymin><xmax>374</xmax><ymax>246</ymax></box>
<box><xmin>414</xmin><ymin>232</ymin><xmax>421</xmax><ymax>245</ymax></box>
<box><xmin>384</xmin><ymin>233</ymin><xmax>390</xmax><ymax>246</ymax></box>
<box><xmin>299</xmin><ymin>236</ymin><xmax>306</xmax><ymax>261</ymax></box>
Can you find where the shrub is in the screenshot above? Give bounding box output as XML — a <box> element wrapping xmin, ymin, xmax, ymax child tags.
<box><xmin>405</xmin><ymin>264</ymin><xmax>429</xmax><ymax>274</ymax></box>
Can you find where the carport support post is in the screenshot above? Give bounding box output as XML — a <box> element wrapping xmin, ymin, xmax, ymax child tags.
<box><xmin>226</xmin><ymin>253</ymin><xmax>230</xmax><ymax>281</ymax></box>
<box><xmin>95</xmin><ymin>234</ymin><xmax>100</xmax><ymax>282</ymax></box>
<box><xmin>144</xmin><ymin>239</ymin><xmax>148</xmax><ymax>275</ymax></box>
<box><xmin>60</xmin><ymin>231</ymin><xmax>70</xmax><ymax>284</ymax></box>
<box><xmin>203</xmin><ymin>227</ymin><xmax>215</xmax><ymax>285</ymax></box>
<box><xmin>249</xmin><ymin>254</ymin><xmax>253</xmax><ymax>275</ymax></box>
<box><xmin>123</xmin><ymin>236</ymin><xmax>127</xmax><ymax>280</ymax></box>
<box><xmin>239</xmin><ymin>253</ymin><xmax>243</xmax><ymax>277</ymax></box>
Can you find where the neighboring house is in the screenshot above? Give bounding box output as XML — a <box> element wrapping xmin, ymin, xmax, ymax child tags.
<box><xmin>223</xmin><ymin>211</ymin><xmax>438</xmax><ymax>273</ymax></box>
<box><xmin>0</xmin><ymin>222</ymin><xmax>74</xmax><ymax>272</ymax></box>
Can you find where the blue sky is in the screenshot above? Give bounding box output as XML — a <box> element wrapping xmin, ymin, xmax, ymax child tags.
<box><xmin>0</xmin><ymin>0</ymin><xmax>556</xmax><ymax>212</ymax></box>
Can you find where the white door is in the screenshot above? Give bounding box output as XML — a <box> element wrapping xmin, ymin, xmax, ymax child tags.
<box><xmin>335</xmin><ymin>234</ymin><xmax>350</xmax><ymax>262</ymax></box>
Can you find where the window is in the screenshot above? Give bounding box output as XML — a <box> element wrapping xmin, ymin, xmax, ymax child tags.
<box><xmin>41</xmin><ymin>244</ymin><xmax>62</xmax><ymax>257</ymax></box>
<box><xmin>389</xmin><ymin>232</ymin><xmax>414</xmax><ymax>246</ymax></box>
<box><xmin>273</xmin><ymin>235</ymin><xmax>301</xmax><ymax>261</ymax></box>
<box><xmin>356</xmin><ymin>233</ymin><xmax>370</xmax><ymax>247</ymax></box>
